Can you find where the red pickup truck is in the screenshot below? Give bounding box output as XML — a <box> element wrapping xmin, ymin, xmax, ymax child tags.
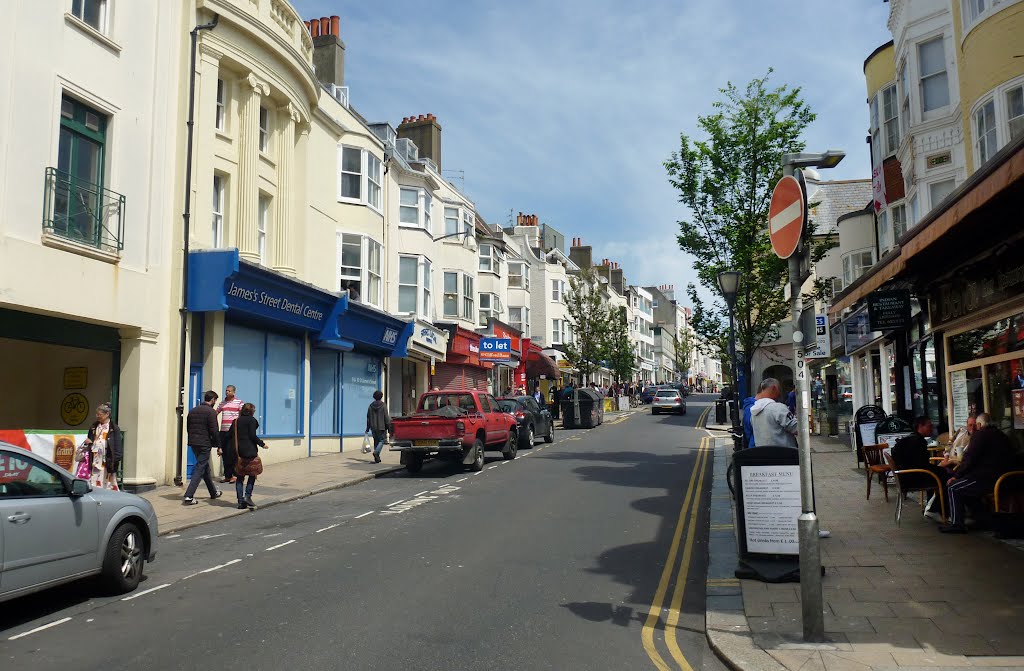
<box><xmin>390</xmin><ymin>390</ymin><xmax>520</xmax><ymax>473</ymax></box>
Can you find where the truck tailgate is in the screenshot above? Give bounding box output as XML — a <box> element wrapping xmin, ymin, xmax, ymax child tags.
<box><xmin>391</xmin><ymin>417</ymin><xmax>460</xmax><ymax>443</ymax></box>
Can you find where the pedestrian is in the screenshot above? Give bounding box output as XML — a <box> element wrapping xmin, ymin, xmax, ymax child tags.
<box><xmin>229</xmin><ymin>402</ymin><xmax>267</xmax><ymax>510</ymax></box>
<box><xmin>741</xmin><ymin>393</ymin><xmax>758</xmax><ymax>449</ymax></box>
<box><xmin>77</xmin><ymin>403</ymin><xmax>121</xmax><ymax>491</ymax></box>
<box><xmin>183</xmin><ymin>390</ymin><xmax>223</xmax><ymax>505</ymax></box>
<box><xmin>366</xmin><ymin>390</ymin><xmax>393</xmax><ymax>464</ymax></box>
<box><xmin>551</xmin><ymin>384</ymin><xmax>561</xmax><ymax>420</ymax></box>
<box><xmin>786</xmin><ymin>385</ymin><xmax>797</xmax><ymax>414</ymax></box>
<box><xmin>939</xmin><ymin>413</ymin><xmax>1016</xmax><ymax>534</ymax></box>
<box><xmin>533</xmin><ymin>385</ymin><xmax>544</xmax><ymax>405</ymax></box>
<box><xmin>216</xmin><ymin>384</ymin><xmax>244</xmax><ymax>484</ymax></box>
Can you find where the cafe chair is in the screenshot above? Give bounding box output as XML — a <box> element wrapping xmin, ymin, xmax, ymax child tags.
<box><xmin>863</xmin><ymin>444</ymin><xmax>891</xmax><ymax>502</ymax></box>
<box><xmin>884</xmin><ymin>453</ymin><xmax>946</xmax><ymax>525</ymax></box>
<box><xmin>993</xmin><ymin>471</ymin><xmax>1024</xmax><ymax>512</ymax></box>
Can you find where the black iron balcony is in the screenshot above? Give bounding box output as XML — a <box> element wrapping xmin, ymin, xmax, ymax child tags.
<box><xmin>42</xmin><ymin>167</ymin><xmax>125</xmax><ymax>254</ymax></box>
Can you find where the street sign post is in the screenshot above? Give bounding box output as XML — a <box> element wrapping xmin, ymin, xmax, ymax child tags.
<box><xmin>769</xmin><ymin>174</ymin><xmax>806</xmax><ymax>259</ymax></box>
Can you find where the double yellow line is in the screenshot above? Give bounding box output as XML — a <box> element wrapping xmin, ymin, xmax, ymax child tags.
<box><xmin>695</xmin><ymin>405</ymin><xmax>712</xmax><ymax>429</ymax></box>
<box><xmin>641</xmin><ymin>437</ymin><xmax>713</xmax><ymax>671</ymax></box>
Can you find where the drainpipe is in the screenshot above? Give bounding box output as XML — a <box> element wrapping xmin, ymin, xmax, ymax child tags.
<box><xmin>174</xmin><ymin>13</ymin><xmax>219</xmax><ymax>486</ymax></box>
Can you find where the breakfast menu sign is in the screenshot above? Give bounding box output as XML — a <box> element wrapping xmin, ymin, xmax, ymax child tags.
<box><xmin>740</xmin><ymin>465</ymin><xmax>801</xmax><ymax>555</ymax></box>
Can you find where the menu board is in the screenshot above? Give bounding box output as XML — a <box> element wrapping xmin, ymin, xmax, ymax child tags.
<box><xmin>740</xmin><ymin>466</ymin><xmax>801</xmax><ymax>555</ymax></box>
<box><xmin>950</xmin><ymin>370</ymin><xmax>969</xmax><ymax>431</ymax></box>
<box><xmin>858</xmin><ymin>422</ymin><xmax>878</xmax><ymax>447</ymax></box>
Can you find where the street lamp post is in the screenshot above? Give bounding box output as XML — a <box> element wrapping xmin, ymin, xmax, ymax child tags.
<box><xmin>781</xmin><ymin>150</ymin><xmax>844</xmax><ymax>643</ymax></box>
<box><xmin>717</xmin><ymin>270</ymin><xmax>742</xmax><ymax>440</ymax></box>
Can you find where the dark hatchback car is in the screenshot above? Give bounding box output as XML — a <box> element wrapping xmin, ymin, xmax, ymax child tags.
<box><xmin>497</xmin><ymin>396</ymin><xmax>554</xmax><ymax>446</ymax></box>
<box><xmin>640</xmin><ymin>386</ymin><xmax>660</xmax><ymax>404</ymax></box>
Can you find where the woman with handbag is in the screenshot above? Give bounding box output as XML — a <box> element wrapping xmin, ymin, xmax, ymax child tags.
<box><xmin>76</xmin><ymin>403</ymin><xmax>120</xmax><ymax>490</ymax></box>
<box><xmin>229</xmin><ymin>403</ymin><xmax>267</xmax><ymax>509</ymax></box>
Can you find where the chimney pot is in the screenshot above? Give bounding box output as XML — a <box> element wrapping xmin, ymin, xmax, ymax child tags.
<box><xmin>310</xmin><ymin>19</ymin><xmax>320</xmax><ymax>37</ymax></box>
<box><xmin>319</xmin><ymin>17</ymin><xmax>330</xmax><ymax>36</ymax></box>
<box><xmin>330</xmin><ymin>15</ymin><xmax>340</xmax><ymax>37</ymax></box>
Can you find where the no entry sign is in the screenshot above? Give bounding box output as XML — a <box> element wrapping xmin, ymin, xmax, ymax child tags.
<box><xmin>769</xmin><ymin>174</ymin><xmax>806</xmax><ymax>259</ymax></box>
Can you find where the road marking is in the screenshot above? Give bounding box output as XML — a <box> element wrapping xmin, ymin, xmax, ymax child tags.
<box><xmin>706</xmin><ymin>578</ymin><xmax>740</xmax><ymax>586</ymax></box>
<box><xmin>456</xmin><ymin>477</ymin><xmax>468</xmax><ymax>482</ymax></box>
<box><xmin>166</xmin><ymin>534</ymin><xmax>181</xmax><ymax>539</ymax></box>
<box><xmin>263</xmin><ymin>532</ymin><xmax>283</xmax><ymax>538</ymax></box>
<box><xmin>388</xmin><ymin>499</ymin><xmax>407</xmax><ymax>507</ymax></box>
<box><xmin>710</xmin><ymin>524</ymin><xmax>734</xmax><ymax>530</ymax></box>
<box><xmin>414</xmin><ymin>490</ymin><xmax>430</xmax><ymax>496</ymax></box>
<box><xmin>665</xmin><ymin>439</ymin><xmax>712</xmax><ymax>669</ymax></box>
<box><xmin>121</xmin><ymin>583</ymin><xmax>172</xmax><ymax>602</ymax></box>
<box><xmin>265</xmin><ymin>540</ymin><xmax>296</xmax><ymax>552</ymax></box>
<box><xmin>8</xmin><ymin>617</ymin><xmax>72</xmax><ymax>640</ymax></box>
<box><xmin>316</xmin><ymin>523</ymin><xmax>340</xmax><ymax>533</ymax></box>
<box><xmin>199</xmin><ymin>558</ymin><xmax>242</xmax><ymax>574</ymax></box>
<box><xmin>696</xmin><ymin>405</ymin><xmax>712</xmax><ymax>428</ymax></box>
<box><xmin>640</xmin><ymin>440</ymin><xmax>710</xmax><ymax>671</ymax></box>
<box><xmin>355</xmin><ymin>511</ymin><xmax>375</xmax><ymax>518</ymax></box>
<box><xmin>195</xmin><ymin>533</ymin><xmax>229</xmax><ymax>540</ymax></box>
<box><xmin>472</xmin><ymin>470</ymin><xmax>483</xmax><ymax>476</ymax></box>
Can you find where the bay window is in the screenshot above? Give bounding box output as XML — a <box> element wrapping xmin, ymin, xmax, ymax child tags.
<box><xmin>463</xmin><ymin>275</ymin><xmax>475</xmax><ymax>320</ymax></box>
<box><xmin>479</xmin><ymin>293</ymin><xmax>502</xmax><ymax>326</ymax></box>
<box><xmin>398</xmin><ymin>255</ymin><xmax>432</xmax><ymax>318</ymax></box>
<box><xmin>552</xmin><ymin>319</ymin><xmax>565</xmax><ymax>345</ymax></box>
<box><xmin>509</xmin><ymin>262</ymin><xmax>528</xmax><ymax>289</ymax></box>
<box><xmin>340</xmin><ymin>148</ymin><xmax>361</xmax><ymax>200</ymax></box>
<box><xmin>339</xmin><ymin>146</ymin><xmax>384</xmax><ymax>211</ymax></box>
<box><xmin>929</xmin><ymin>178</ymin><xmax>956</xmax><ymax>210</ymax></box>
<box><xmin>479</xmin><ymin>243</ymin><xmax>498</xmax><ymax>273</ymax></box>
<box><xmin>842</xmin><ymin>250</ymin><xmax>875</xmax><ymax>287</ymax></box>
<box><xmin>1009</xmin><ymin>85</ymin><xmax>1024</xmax><ymax>141</ymax></box>
<box><xmin>509</xmin><ymin>307</ymin><xmax>529</xmax><ymax>335</ymax></box>
<box><xmin>367</xmin><ymin>154</ymin><xmax>382</xmax><ymax>209</ymax></box>
<box><xmin>399</xmin><ymin>186</ymin><xmax>432</xmax><ymax>229</ymax></box>
<box><xmin>882</xmin><ymin>84</ymin><xmax>900</xmax><ymax>155</ymax></box>
<box><xmin>892</xmin><ymin>203</ymin><xmax>907</xmax><ymax>241</ymax></box>
<box><xmin>974</xmin><ymin>99</ymin><xmax>997</xmax><ymax>166</ymax></box>
<box><xmin>444</xmin><ymin>206</ymin><xmax>460</xmax><ymax>236</ymax></box>
<box><xmin>336</xmin><ymin>233</ymin><xmax>382</xmax><ymax>306</ymax></box>
<box><xmin>551</xmin><ymin>279</ymin><xmax>565</xmax><ymax>302</ymax></box>
<box><xmin>918</xmin><ymin>37</ymin><xmax>949</xmax><ymax>113</ymax></box>
<box><xmin>443</xmin><ymin>271</ymin><xmax>459</xmax><ymax>317</ymax></box>
<box><xmin>443</xmin><ymin>271</ymin><xmax>474</xmax><ymax>321</ymax></box>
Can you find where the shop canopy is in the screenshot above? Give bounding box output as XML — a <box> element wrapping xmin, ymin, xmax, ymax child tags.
<box><xmin>525</xmin><ymin>344</ymin><xmax>559</xmax><ymax>379</ymax></box>
<box><xmin>187</xmin><ymin>249</ymin><xmax>412</xmax><ymax>357</ymax></box>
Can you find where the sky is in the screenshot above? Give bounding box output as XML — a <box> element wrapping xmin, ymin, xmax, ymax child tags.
<box><xmin>292</xmin><ymin>0</ymin><xmax>893</xmax><ymax>306</ymax></box>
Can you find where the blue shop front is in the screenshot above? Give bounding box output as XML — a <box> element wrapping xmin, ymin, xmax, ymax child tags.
<box><xmin>188</xmin><ymin>250</ymin><xmax>412</xmax><ymax>467</ymax></box>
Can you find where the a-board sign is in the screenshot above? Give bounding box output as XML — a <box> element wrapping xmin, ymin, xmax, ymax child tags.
<box><xmin>740</xmin><ymin>465</ymin><xmax>801</xmax><ymax>555</ymax></box>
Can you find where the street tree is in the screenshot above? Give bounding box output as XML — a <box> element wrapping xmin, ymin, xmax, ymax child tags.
<box><xmin>563</xmin><ymin>268</ymin><xmax>610</xmax><ymax>382</ymax></box>
<box><xmin>604</xmin><ymin>306</ymin><xmax>636</xmax><ymax>383</ymax></box>
<box><xmin>672</xmin><ymin>327</ymin><xmax>694</xmax><ymax>381</ymax></box>
<box><xmin>664</xmin><ymin>70</ymin><xmax>815</xmax><ymax>397</ymax></box>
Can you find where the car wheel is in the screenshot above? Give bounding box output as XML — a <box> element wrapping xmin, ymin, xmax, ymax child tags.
<box><xmin>101</xmin><ymin>521</ymin><xmax>144</xmax><ymax>594</ymax></box>
<box><xmin>502</xmin><ymin>430</ymin><xmax>518</xmax><ymax>460</ymax></box>
<box><xmin>406</xmin><ymin>453</ymin><xmax>424</xmax><ymax>473</ymax></box>
<box><xmin>544</xmin><ymin>424</ymin><xmax>554</xmax><ymax>443</ymax></box>
<box><xmin>469</xmin><ymin>438</ymin><xmax>486</xmax><ymax>472</ymax></box>
<box><xmin>525</xmin><ymin>425</ymin><xmax>535</xmax><ymax>447</ymax></box>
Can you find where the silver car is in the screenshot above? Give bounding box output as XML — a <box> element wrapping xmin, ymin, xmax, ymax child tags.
<box><xmin>651</xmin><ymin>389</ymin><xmax>687</xmax><ymax>415</ymax></box>
<box><xmin>0</xmin><ymin>442</ymin><xmax>158</xmax><ymax>603</ymax></box>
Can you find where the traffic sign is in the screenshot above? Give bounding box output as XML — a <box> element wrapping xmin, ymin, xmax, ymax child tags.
<box><xmin>769</xmin><ymin>174</ymin><xmax>806</xmax><ymax>259</ymax></box>
<box><xmin>479</xmin><ymin>337</ymin><xmax>512</xmax><ymax>362</ymax></box>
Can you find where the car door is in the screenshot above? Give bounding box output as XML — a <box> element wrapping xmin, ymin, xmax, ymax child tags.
<box><xmin>525</xmin><ymin>398</ymin><xmax>548</xmax><ymax>436</ymax></box>
<box><xmin>482</xmin><ymin>395</ymin><xmax>503</xmax><ymax>445</ymax></box>
<box><xmin>0</xmin><ymin>450</ymin><xmax>100</xmax><ymax>596</ymax></box>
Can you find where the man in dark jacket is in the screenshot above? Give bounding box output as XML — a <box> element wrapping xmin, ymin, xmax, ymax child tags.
<box><xmin>940</xmin><ymin>413</ymin><xmax>1016</xmax><ymax>533</ymax></box>
<box><xmin>183</xmin><ymin>390</ymin><xmax>223</xmax><ymax>505</ymax></box>
<box><xmin>367</xmin><ymin>390</ymin><xmax>393</xmax><ymax>464</ymax></box>
<box><xmin>891</xmin><ymin>416</ymin><xmax>950</xmax><ymax>500</ymax></box>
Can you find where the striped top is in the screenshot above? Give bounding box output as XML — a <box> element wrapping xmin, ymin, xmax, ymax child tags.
<box><xmin>217</xmin><ymin>397</ymin><xmax>244</xmax><ymax>431</ymax></box>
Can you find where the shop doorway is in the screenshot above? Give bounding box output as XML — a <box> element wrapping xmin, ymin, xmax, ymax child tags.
<box><xmin>186</xmin><ymin>363</ymin><xmax>203</xmax><ymax>479</ymax></box>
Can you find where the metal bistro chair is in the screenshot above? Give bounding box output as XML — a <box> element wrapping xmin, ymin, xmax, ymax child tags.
<box><xmin>863</xmin><ymin>443</ymin><xmax>891</xmax><ymax>502</ymax></box>
<box><xmin>884</xmin><ymin>452</ymin><xmax>947</xmax><ymax>525</ymax></box>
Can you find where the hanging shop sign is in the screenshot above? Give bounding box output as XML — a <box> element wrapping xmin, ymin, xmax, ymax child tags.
<box><xmin>479</xmin><ymin>337</ymin><xmax>512</xmax><ymax>363</ymax></box>
<box><xmin>929</xmin><ymin>243</ymin><xmax>1024</xmax><ymax>328</ymax></box>
<box><xmin>843</xmin><ymin>306</ymin><xmax>883</xmax><ymax>356</ymax></box>
<box><xmin>867</xmin><ymin>289</ymin><xmax>911</xmax><ymax>332</ymax></box>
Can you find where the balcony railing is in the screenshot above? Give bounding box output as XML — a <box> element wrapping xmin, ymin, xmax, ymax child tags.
<box><xmin>43</xmin><ymin>167</ymin><xmax>125</xmax><ymax>254</ymax></box>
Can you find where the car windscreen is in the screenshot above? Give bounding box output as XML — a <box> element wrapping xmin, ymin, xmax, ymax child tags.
<box><xmin>418</xmin><ymin>394</ymin><xmax>475</xmax><ymax>414</ymax></box>
<box><xmin>497</xmin><ymin>400</ymin><xmax>520</xmax><ymax>413</ymax></box>
<box><xmin>655</xmin><ymin>391</ymin><xmax>679</xmax><ymax>397</ymax></box>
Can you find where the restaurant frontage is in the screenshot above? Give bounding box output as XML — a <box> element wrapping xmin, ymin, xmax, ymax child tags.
<box><xmin>831</xmin><ymin>137</ymin><xmax>1024</xmax><ymax>448</ymax></box>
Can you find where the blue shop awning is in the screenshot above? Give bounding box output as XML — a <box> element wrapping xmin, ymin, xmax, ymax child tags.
<box><xmin>188</xmin><ymin>250</ymin><xmax>340</xmax><ymax>338</ymax></box>
<box><xmin>322</xmin><ymin>301</ymin><xmax>413</xmax><ymax>357</ymax></box>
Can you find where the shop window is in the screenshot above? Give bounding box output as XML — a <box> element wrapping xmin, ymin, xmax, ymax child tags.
<box><xmin>341</xmin><ymin>352</ymin><xmax>381</xmax><ymax>436</ymax></box>
<box><xmin>948</xmin><ymin>311</ymin><xmax>1024</xmax><ymax>365</ymax></box>
<box><xmin>310</xmin><ymin>349</ymin><xmax>340</xmax><ymax>435</ymax></box>
<box><xmin>223</xmin><ymin>323</ymin><xmax>303</xmax><ymax>436</ymax></box>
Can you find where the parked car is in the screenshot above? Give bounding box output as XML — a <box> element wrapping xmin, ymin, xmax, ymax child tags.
<box><xmin>640</xmin><ymin>386</ymin><xmax>660</xmax><ymax>404</ymax></box>
<box><xmin>497</xmin><ymin>396</ymin><xmax>554</xmax><ymax>446</ymax></box>
<box><xmin>0</xmin><ymin>442</ymin><xmax>158</xmax><ymax>604</ymax></box>
<box><xmin>651</xmin><ymin>389</ymin><xmax>687</xmax><ymax>415</ymax></box>
<box><xmin>390</xmin><ymin>390</ymin><xmax>520</xmax><ymax>473</ymax></box>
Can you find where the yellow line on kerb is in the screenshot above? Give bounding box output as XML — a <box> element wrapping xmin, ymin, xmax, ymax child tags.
<box><xmin>640</xmin><ymin>437</ymin><xmax>709</xmax><ymax>671</ymax></box>
<box><xmin>664</xmin><ymin>438</ymin><xmax>711</xmax><ymax>669</ymax></box>
<box><xmin>696</xmin><ymin>405</ymin><xmax>712</xmax><ymax>429</ymax></box>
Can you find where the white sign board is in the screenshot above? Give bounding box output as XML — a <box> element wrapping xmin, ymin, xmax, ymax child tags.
<box><xmin>805</xmin><ymin>314</ymin><xmax>831</xmax><ymax>359</ymax></box>
<box><xmin>795</xmin><ymin>352</ymin><xmax>806</xmax><ymax>381</ymax></box>
<box><xmin>950</xmin><ymin>370</ymin><xmax>969</xmax><ymax>431</ymax></box>
<box><xmin>740</xmin><ymin>465</ymin><xmax>801</xmax><ymax>555</ymax></box>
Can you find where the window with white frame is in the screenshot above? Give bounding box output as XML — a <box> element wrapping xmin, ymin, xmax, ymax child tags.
<box><xmin>910</xmin><ymin>194</ymin><xmax>919</xmax><ymax>226</ymax></box>
<box><xmin>443</xmin><ymin>272</ymin><xmax>459</xmax><ymax>317</ymax></box>
<box><xmin>399</xmin><ymin>187</ymin><xmax>431</xmax><ymax>229</ymax></box>
<box><xmin>899</xmin><ymin>61</ymin><xmax>911</xmax><ymax>134</ymax></box>
<box><xmin>257</xmin><ymin>193</ymin><xmax>270</xmax><ymax>265</ymax></box>
<box><xmin>1008</xmin><ymin>84</ymin><xmax>1024</xmax><ymax>141</ymax></box>
<box><xmin>551</xmin><ymin>279</ymin><xmax>565</xmax><ymax>302</ymax></box>
<box><xmin>508</xmin><ymin>262</ymin><xmax>528</xmax><ymax>289</ymax></box>
<box><xmin>892</xmin><ymin>203</ymin><xmax>907</xmax><ymax>240</ymax></box>
<box><xmin>552</xmin><ymin>318</ymin><xmax>565</xmax><ymax>345</ymax></box>
<box><xmin>422</xmin><ymin>259</ymin><xmax>432</xmax><ymax>318</ymax></box>
<box><xmin>72</xmin><ymin>0</ymin><xmax>107</xmax><ymax>32</ymax></box>
<box><xmin>842</xmin><ymin>250</ymin><xmax>874</xmax><ymax>287</ymax></box>
<box><xmin>397</xmin><ymin>255</ymin><xmax>431</xmax><ymax>317</ymax></box>
<box><xmin>212</xmin><ymin>174</ymin><xmax>225</xmax><ymax>247</ymax></box>
<box><xmin>462</xmin><ymin>275</ymin><xmax>474</xmax><ymax>320</ymax></box>
<box><xmin>962</xmin><ymin>0</ymin><xmax>1015</xmax><ymax>30</ymax></box>
<box><xmin>336</xmin><ymin>233</ymin><xmax>382</xmax><ymax>307</ymax></box>
<box><xmin>367</xmin><ymin>154</ymin><xmax>382</xmax><ymax>210</ymax></box>
<box><xmin>479</xmin><ymin>293</ymin><xmax>502</xmax><ymax>326</ymax></box>
<box><xmin>340</xmin><ymin>147</ymin><xmax>361</xmax><ymax>201</ymax></box>
<box><xmin>918</xmin><ymin>37</ymin><xmax>949</xmax><ymax>113</ymax></box>
<box><xmin>479</xmin><ymin>244</ymin><xmax>495</xmax><ymax>273</ymax></box>
<box><xmin>974</xmin><ymin>99</ymin><xmax>998</xmax><ymax>165</ymax></box>
<box><xmin>877</xmin><ymin>210</ymin><xmax>890</xmax><ymax>252</ymax></box>
<box><xmin>259</xmin><ymin>106</ymin><xmax>270</xmax><ymax>153</ymax></box>
<box><xmin>929</xmin><ymin>178</ymin><xmax>956</xmax><ymax>210</ymax></box>
<box><xmin>509</xmin><ymin>307</ymin><xmax>529</xmax><ymax>335</ymax></box>
<box><xmin>338</xmin><ymin>147</ymin><xmax>383</xmax><ymax>210</ymax></box>
<box><xmin>463</xmin><ymin>209</ymin><xmax>475</xmax><ymax>236</ymax></box>
<box><xmin>215</xmin><ymin>79</ymin><xmax>226</xmax><ymax>131</ymax></box>
<box><xmin>882</xmin><ymin>84</ymin><xmax>900</xmax><ymax>155</ymax></box>
<box><xmin>444</xmin><ymin>206</ymin><xmax>460</xmax><ymax>237</ymax></box>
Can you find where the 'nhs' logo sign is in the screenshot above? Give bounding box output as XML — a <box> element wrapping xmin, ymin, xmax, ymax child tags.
<box><xmin>382</xmin><ymin>328</ymin><xmax>399</xmax><ymax>345</ymax></box>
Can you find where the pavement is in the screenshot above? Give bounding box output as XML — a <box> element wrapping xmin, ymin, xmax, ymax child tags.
<box><xmin>702</xmin><ymin>428</ymin><xmax>1024</xmax><ymax>671</ymax></box>
<box><xmin>1</xmin><ymin>399</ymin><xmax>724</xmax><ymax>671</ymax></box>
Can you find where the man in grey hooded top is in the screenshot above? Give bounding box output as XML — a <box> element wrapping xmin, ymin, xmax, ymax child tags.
<box><xmin>750</xmin><ymin>378</ymin><xmax>798</xmax><ymax>448</ymax></box>
<box><xmin>366</xmin><ymin>390</ymin><xmax>393</xmax><ymax>464</ymax></box>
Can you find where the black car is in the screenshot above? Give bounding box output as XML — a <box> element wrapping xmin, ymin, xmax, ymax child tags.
<box><xmin>497</xmin><ymin>396</ymin><xmax>554</xmax><ymax>446</ymax></box>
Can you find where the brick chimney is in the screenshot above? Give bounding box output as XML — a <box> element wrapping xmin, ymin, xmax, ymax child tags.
<box><xmin>308</xmin><ymin>15</ymin><xmax>345</xmax><ymax>88</ymax></box>
<box><xmin>569</xmin><ymin>238</ymin><xmax>592</xmax><ymax>270</ymax></box>
<box><xmin>397</xmin><ymin>114</ymin><xmax>442</xmax><ymax>171</ymax></box>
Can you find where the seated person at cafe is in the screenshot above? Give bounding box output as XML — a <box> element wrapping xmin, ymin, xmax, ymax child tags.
<box><xmin>939</xmin><ymin>413</ymin><xmax>1016</xmax><ymax>534</ymax></box>
<box><xmin>947</xmin><ymin>414</ymin><xmax>976</xmax><ymax>460</ymax></box>
<box><xmin>891</xmin><ymin>416</ymin><xmax>950</xmax><ymax>495</ymax></box>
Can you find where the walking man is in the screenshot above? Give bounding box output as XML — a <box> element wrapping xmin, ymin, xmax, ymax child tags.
<box><xmin>366</xmin><ymin>390</ymin><xmax>393</xmax><ymax>464</ymax></box>
<box><xmin>184</xmin><ymin>390</ymin><xmax>223</xmax><ymax>505</ymax></box>
<box><xmin>216</xmin><ymin>384</ymin><xmax>244</xmax><ymax>484</ymax></box>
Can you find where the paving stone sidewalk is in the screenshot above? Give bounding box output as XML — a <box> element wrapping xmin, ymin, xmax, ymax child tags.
<box><xmin>706</xmin><ymin>434</ymin><xmax>1024</xmax><ymax>671</ymax></box>
<box><xmin>141</xmin><ymin>448</ymin><xmax>403</xmax><ymax>536</ymax></box>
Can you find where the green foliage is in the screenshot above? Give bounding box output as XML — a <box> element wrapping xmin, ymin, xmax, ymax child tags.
<box><xmin>562</xmin><ymin>268</ymin><xmax>610</xmax><ymax>379</ymax></box>
<box><xmin>604</xmin><ymin>306</ymin><xmax>636</xmax><ymax>383</ymax></box>
<box><xmin>672</xmin><ymin>327</ymin><xmax>694</xmax><ymax>379</ymax></box>
<box><xmin>664</xmin><ymin>70</ymin><xmax>815</xmax><ymax>396</ymax></box>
